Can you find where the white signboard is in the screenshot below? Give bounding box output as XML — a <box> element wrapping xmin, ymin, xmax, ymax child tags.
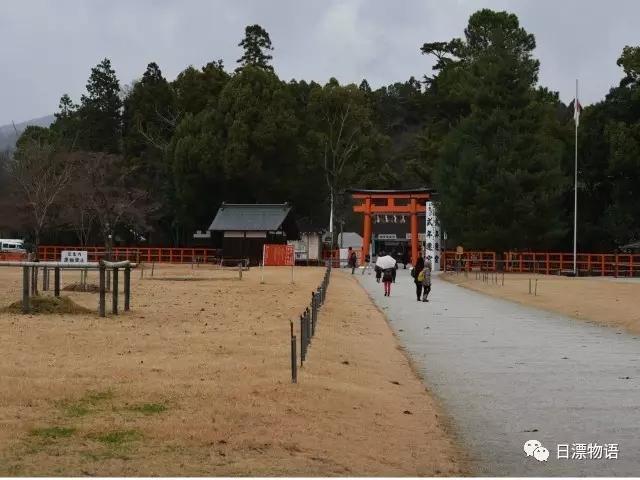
<box><xmin>424</xmin><ymin>202</ymin><xmax>441</xmax><ymax>271</ymax></box>
<box><xmin>61</xmin><ymin>250</ymin><xmax>88</xmax><ymax>264</ymax></box>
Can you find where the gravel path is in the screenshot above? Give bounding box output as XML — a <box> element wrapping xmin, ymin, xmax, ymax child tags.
<box><xmin>356</xmin><ymin>269</ymin><xmax>640</xmax><ymax>475</ymax></box>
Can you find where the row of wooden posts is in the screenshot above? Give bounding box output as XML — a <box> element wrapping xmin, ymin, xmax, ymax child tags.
<box><xmin>290</xmin><ymin>263</ymin><xmax>332</xmax><ymax>383</ymax></box>
<box><xmin>11</xmin><ymin>261</ymin><xmax>135</xmax><ymax>316</ymax></box>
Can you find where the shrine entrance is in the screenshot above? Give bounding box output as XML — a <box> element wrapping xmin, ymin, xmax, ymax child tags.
<box><xmin>349</xmin><ymin>188</ymin><xmax>434</xmax><ymax>264</ymax></box>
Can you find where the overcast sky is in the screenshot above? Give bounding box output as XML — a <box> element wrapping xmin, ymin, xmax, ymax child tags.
<box><xmin>1</xmin><ymin>0</ymin><xmax>638</xmax><ymax>125</ymax></box>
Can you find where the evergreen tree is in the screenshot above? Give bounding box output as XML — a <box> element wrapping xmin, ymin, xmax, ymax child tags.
<box><xmin>78</xmin><ymin>58</ymin><xmax>123</xmax><ymax>153</ymax></box>
<box><xmin>236</xmin><ymin>24</ymin><xmax>274</xmax><ymax>72</ymax></box>
<box><xmin>426</xmin><ymin>9</ymin><xmax>568</xmax><ymax>250</ymax></box>
<box><xmin>173</xmin><ymin>60</ymin><xmax>229</xmax><ymax>115</ymax></box>
<box><xmin>51</xmin><ymin>94</ymin><xmax>80</xmax><ymax>148</ymax></box>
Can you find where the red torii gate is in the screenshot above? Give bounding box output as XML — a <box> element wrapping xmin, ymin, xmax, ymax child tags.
<box><xmin>349</xmin><ymin>188</ymin><xmax>433</xmax><ymax>264</ymax></box>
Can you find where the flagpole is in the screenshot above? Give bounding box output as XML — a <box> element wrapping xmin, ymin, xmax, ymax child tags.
<box><xmin>573</xmin><ymin>79</ymin><xmax>578</xmax><ymax>275</ymax></box>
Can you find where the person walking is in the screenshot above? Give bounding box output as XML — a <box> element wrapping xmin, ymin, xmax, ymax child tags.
<box><xmin>382</xmin><ymin>267</ymin><xmax>394</xmax><ymax>296</ymax></box>
<box><xmin>348</xmin><ymin>247</ymin><xmax>357</xmax><ymax>274</ymax></box>
<box><xmin>422</xmin><ymin>261</ymin><xmax>432</xmax><ymax>302</ymax></box>
<box><xmin>362</xmin><ymin>253</ymin><xmax>371</xmax><ymax>275</ymax></box>
<box><xmin>412</xmin><ymin>254</ymin><xmax>425</xmax><ymax>302</ymax></box>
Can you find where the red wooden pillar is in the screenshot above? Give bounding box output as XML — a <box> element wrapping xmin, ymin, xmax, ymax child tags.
<box><xmin>546</xmin><ymin>253</ymin><xmax>550</xmax><ymax>275</ymax></box>
<box><xmin>362</xmin><ymin>197</ymin><xmax>372</xmax><ymax>261</ymax></box>
<box><xmin>410</xmin><ymin>198</ymin><xmax>418</xmax><ymax>265</ymax></box>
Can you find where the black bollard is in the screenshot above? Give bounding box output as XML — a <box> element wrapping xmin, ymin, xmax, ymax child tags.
<box><xmin>22</xmin><ymin>266</ymin><xmax>30</xmax><ymax>314</ymax></box>
<box><xmin>99</xmin><ymin>265</ymin><xmax>106</xmax><ymax>317</ymax></box>
<box><xmin>291</xmin><ymin>335</ymin><xmax>297</xmax><ymax>384</ymax></box>
<box><xmin>54</xmin><ymin>267</ymin><xmax>60</xmax><ymax>297</ymax></box>
<box><xmin>300</xmin><ymin>314</ymin><xmax>306</xmax><ymax>363</ymax></box>
<box><xmin>124</xmin><ymin>266</ymin><xmax>131</xmax><ymax>311</ymax></box>
<box><xmin>112</xmin><ymin>268</ymin><xmax>119</xmax><ymax>315</ymax></box>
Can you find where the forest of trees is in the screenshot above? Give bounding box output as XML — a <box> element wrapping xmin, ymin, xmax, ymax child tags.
<box><xmin>0</xmin><ymin>9</ymin><xmax>638</xmax><ymax>252</ymax></box>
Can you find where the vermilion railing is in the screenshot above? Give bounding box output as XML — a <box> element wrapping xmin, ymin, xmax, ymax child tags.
<box><xmin>502</xmin><ymin>252</ymin><xmax>640</xmax><ymax>277</ymax></box>
<box><xmin>442</xmin><ymin>251</ymin><xmax>497</xmax><ymax>272</ymax></box>
<box><xmin>442</xmin><ymin>250</ymin><xmax>640</xmax><ymax>277</ymax></box>
<box><xmin>0</xmin><ymin>252</ymin><xmax>27</xmax><ymax>261</ymax></box>
<box><xmin>38</xmin><ymin>246</ymin><xmax>221</xmax><ymax>264</ymax></box>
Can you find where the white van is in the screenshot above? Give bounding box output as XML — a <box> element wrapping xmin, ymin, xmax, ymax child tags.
<box><xmin>0</xmin><ymin>239</ymin><xmax>27</xmax><ymax>254</ymax></box>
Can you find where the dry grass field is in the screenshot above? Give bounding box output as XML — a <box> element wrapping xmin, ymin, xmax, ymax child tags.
<box><xmin>0</xmin><ymin>264</ymin><xmax>464</xmax><ymax>476</ymax></box>
<box><xmin>444</xmin><ymin>271</ymin><xmax>640</xmax><ymax>335</ymax></box>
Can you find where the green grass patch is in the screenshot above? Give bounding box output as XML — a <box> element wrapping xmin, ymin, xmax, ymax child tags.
<box><xmin>29</xmin><ymin>426</ymin><xmax>76</xmax><ymax>439</ymax></box>
<box><xmin>84</xmin><ymin>390</ymin><xmax>114</xmax><ymax>404</ymax></box>
<box><xmin>92</xmin><ymin>429</ymin><xmax>142</xmax><ymax>446</ymax></box>
<box><xmin>64</xmin><ymin>404</ymin><xmax>90</xmax><ymax>417</ymax></box>
<box><xmin>127</xmin><ymin>402</ymin><xmax>167</xmax><ymax>415</ymax></box>
<box><xmin>57</xmin><ymin>389</ymin><xmax>114</xmax><ymax>418</ymax></box>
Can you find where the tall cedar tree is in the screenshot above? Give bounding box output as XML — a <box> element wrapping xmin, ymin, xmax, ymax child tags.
<box><xmin>236</xmin><ymin>25</ymin><xmax>274</xmax><ymax>72</ymax></box>
<box><xmin>78</xmin><ymin>58</ymin><xmax>123</xmax><ymax>153</ymax></box>
<box><xmin>427</xmin><ymin>9</ymin><xmax>568</xmax><ymax>251</ymax></box>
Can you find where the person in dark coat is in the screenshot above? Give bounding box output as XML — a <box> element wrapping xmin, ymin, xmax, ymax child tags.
<box><xmin>412</xmin><ymin>254</ymin><xmax>425</xmax><ymax>301</ymax></box>
<box><xmin>374</xmin><ymin>251</ymin><xmax>385</xmax><ymax>283</ymax></box>
<box><xmin>348</xmin><ymin>247</ymin><xmax>357</xmax><ymax>274</ymax></box>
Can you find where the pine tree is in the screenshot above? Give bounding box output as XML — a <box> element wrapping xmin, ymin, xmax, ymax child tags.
<box><xmin>78</xmin><ymin>58</ymin><xmax>123</xmax><ymax>153</ymax></box>
<box><xmin>236</xmin><ymin>24</ymin><xmax>274</xmax><ymax>72</ymax></box>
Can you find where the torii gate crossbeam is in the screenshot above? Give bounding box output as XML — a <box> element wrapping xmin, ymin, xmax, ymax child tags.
<box><xmin>349</xmin><ymin>188</ymin><xmax>433</xmax><ymax>265</ymax></box>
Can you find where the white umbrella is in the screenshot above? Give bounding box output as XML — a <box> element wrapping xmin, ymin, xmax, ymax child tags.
<box><xmin>375</xmin><ymin>255</ymin><xmax>396</xmax><ymax>270</ymax></box>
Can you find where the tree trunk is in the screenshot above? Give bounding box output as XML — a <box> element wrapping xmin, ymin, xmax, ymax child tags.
<box><xmin>328</xmin><ymin>187</ymin><xmax>335</xmax><ymax>249</ymax></box>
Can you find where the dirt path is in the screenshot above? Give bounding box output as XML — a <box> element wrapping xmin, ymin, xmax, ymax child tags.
<box><xmin>0</xmin><ymin>265</ymin><xmax>463</xmax><ymax>476</ymax></box>
<box><xmin>443</xmin><ymin>272</ymin><xmax>640</xmax><ymax>334</ymax></box>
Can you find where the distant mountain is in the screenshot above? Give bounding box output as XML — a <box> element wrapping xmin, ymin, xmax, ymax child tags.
<box><xmin>0</xmin><ymin>114</ymin><xmax>55</xmax><ymax>152</ymax></box>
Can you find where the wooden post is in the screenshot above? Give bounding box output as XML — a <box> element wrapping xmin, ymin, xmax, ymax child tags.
<box><xmin>124</xmin><ymin>267</ymin><xmax>131</xmax><ymax>312</ymax></box>
<box><xmin>42</xmin><ymin>266</ymin><xmax>48</xmax><ymax>291</ymax></box>
<box><xmin>99</xmin><ymin>265</ymin><xmax>106</xmax><ymax>317</ymax></box>
<box><xmin>31</xmin><ymin>265</ymin><xmax>38</xmax><ymax>296</ymax></box>
<box><xmin>22</xmin><ymin>266</ymin><xmax>30</xmax><ymax>314</ymax></box>
<box><xmin>291</xmin><ymin>334</ymin><xmax>297</xmax><ymax>384</ymax></box>
<box><xmin>54</xmin><ymin>267</ymin><xmax>60</xmax><ymax>297</ymax></box>
<box><xmin>112</xmin><ymin>268</ymin><xmax>119</xmax><ymax>315</ymax></box>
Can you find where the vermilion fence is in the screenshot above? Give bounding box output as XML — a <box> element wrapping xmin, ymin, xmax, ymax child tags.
<box><xmin>442</xmin><ymin>251</ymin><xmax>497</xmax><ymax>272</ymax></box>
<box><xmin>443</xmin><ymin>250</ymin><xmax>640</xmax><ymax>277</ymax></box>
<box><xmin>38</xmin><ymin>246</ymin><xmax>221</xmax><ymax>264</ymax></box>
<box><xmin>502</xmin><ymin>252</ymin><xmax>640</xmax><ymax>276</ymax></box>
